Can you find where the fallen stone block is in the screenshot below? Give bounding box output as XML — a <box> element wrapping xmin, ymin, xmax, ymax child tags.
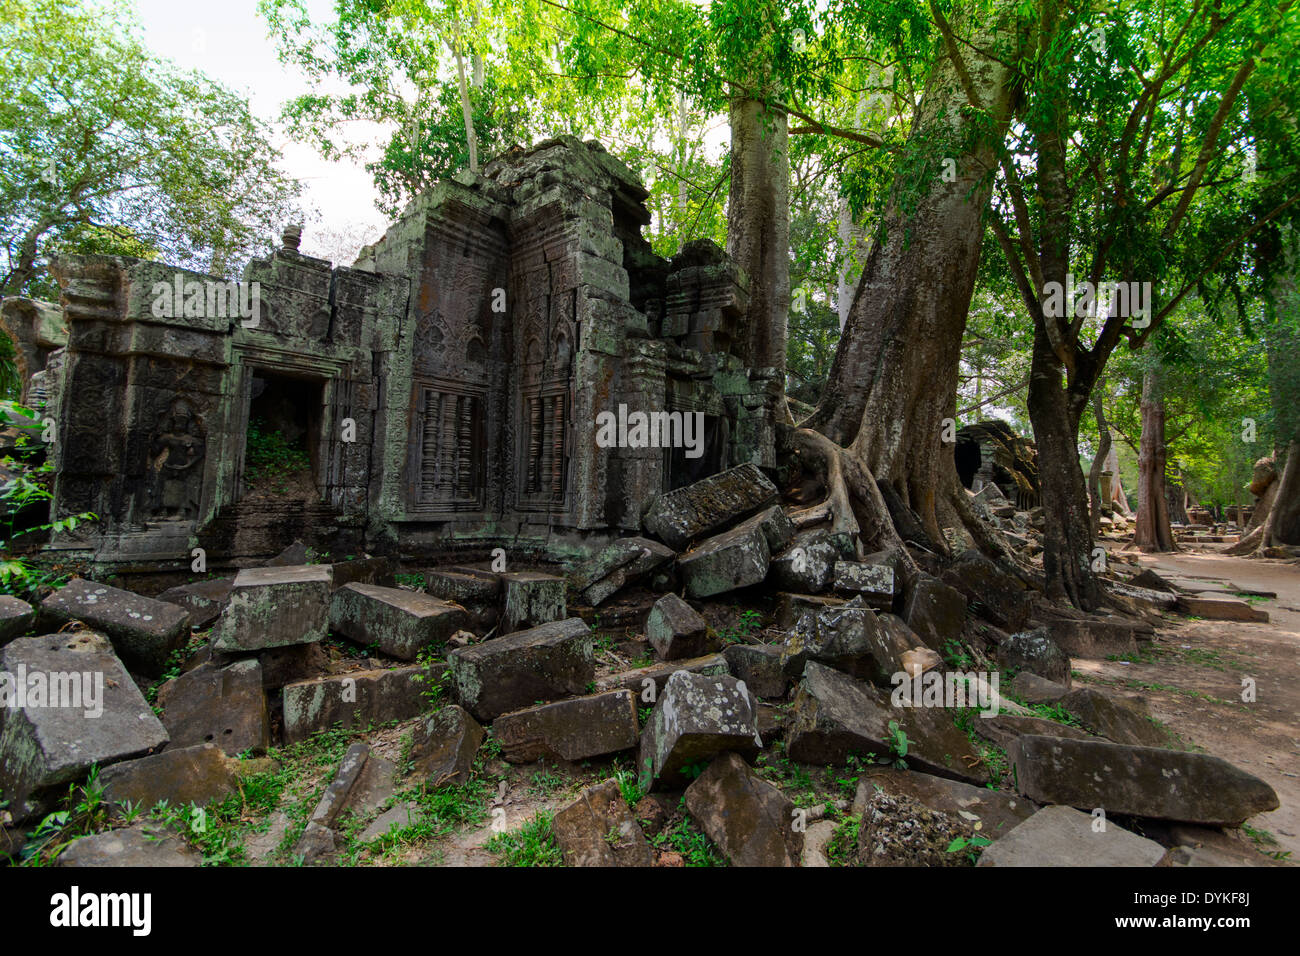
<box><xmin>685</xmin><ymin>751</ymin><xmax>802</xmax><ymax>867</ymax></box>
<box><xmin>972</xmin><ymin>713</ymin><xmax>1096</xmax><ymax>751</ymax></box>
<box><xmin>997</xmin><ymin>627</ymin><xmax>1072</xmax><ymax>687</ymax></box>
<box><xmin>329</xmin><ymin>583</ymin><xmax>470</xmax><ymax>660</ymax></box>
<box><xmin>265</xmin><ymin>540</ymin><xmax>310</xmax><ymax>566</ymax></box>
<box><xmin>833</xmin><ymin>560</ymin><xmax>896</xmax><ymax>609</ymax></box>
<box><xmin>40</xmin><ymin>578</ymin><xmax>190</xmax><ymax>677</ymax></box>
<box><xmin>1177</xmin><ymin>594</ymin><xmax>1269</xmax><ymax>623</ymax></box>
<box><xmin>723</xmin><ymin>643</ymin><xmax>787</xmax><ymax>698</ymax></box>
<box><xmin>780</xmin><ymin>599</ymin><xmax>911</xmax><ymax>685</ymax></box>
<box><xmin>1010</xmin><ymin>735</ymin><xmax>1280</xmax><ymax>826</ymax></box>
<box><xmin>677</xmin><ymin>520</ymin><xmax>770</xmax><ymax>598</ymax></box>
<box><xmin>282</xmin><ymin>665</ymin><xmax>433</xmax><ymax>742</ymax></box>
<box><xmin>902</xmin><ymin>574</ymin><xmax>967</xmax><ymax>653</ymax></box>
<box><xmin>409</xmin><ymin>705</ymin><xmax>483</xmax><ymax>786</ymax></box>
<box><xmin>424</xmin><ymin>568</ymin><xmax>501</xmax><ymax>632</ymax></box>
<box><xmin>493</xmin><ymin>690</ymin><xmax>639</xmax><ymax>762</ymax></box>
<box><xmin>328</xmin><ymin>556</ymin><xmax>396</xmax><ymax>591</ymax></box>
<box><xmin>100</xmin><ymin>744</ymin><xmax>238</xmax><ymax>810</ymax></box>
<box><xmin>157</xmin><ymin>659</ymin><xmax>269</xmax><ymax>756</ymax></box>
<box><xmin>593</xmin><ymin>652</ymin><xmax>729</xmax><ymax>698</ymax></box>
<box><xmin>645</xmin><ymin>593</ymin><xmax>717</xmax><ymax>660</ymax></box>
<box><xmin>852</xmin><ymin>768</ymin><xmax>1034</xmax><ymax>842</ymax></box>
<box><xmin>294</xmin><ymin>821</ymin><xmax>336</xmax><ymax>864</ymax></box>
<box><xmin>785</xmin><ymin>662</ymin><xmax>984</xmax><ymax>785</ymax></box>
<box><xmin>738</xmin><ymin>504</ymin><xmax>795</xmax><ymax>554</ymax></box>
<box><xmin>1057</xmin><ymin>688</ymin><xmax>1169</xmax><ymax>747</ymax></box>
<box><xmin>307</xmin><ymin>742</ymin><xmax>396</xmax><ymax>830</ymax></box>
<box><xmin>1034</xmin><ymin>606</ymin><xmax>1152</xmax><ymax>658</ymax></box>
<box><xmin>1008</xmin><ymin>670</ymin><xmax>1069</xmax><ymax>703</ymax></box>
<box><xmin>940</xmin><ymin>549</ymin><xmax>1033</xmax><ymax>632</ymax></box>
<box><xmin>643</xmin><ymin>462</ymin><xmax>779</xmax><ymax>550</ymax></box>
<box><xmin>571</xmin><ymin>537</ymin><xmax>675</xmax><ymax>606</ymax></box>
<box><xmin>359</xmin><ymin>802</ymin><xmax>419</xmax><ymax>843</ymax></box>
<box><xmin>638</xmin><ymin>671</ymin><xmax>761</xmax><ymax>791</ymax></box>
<box><xmin>775</xmin><ymin>592</ymin><xmax>845</xmax><ymax>628</ymax></box>
<box><xmin>976</xmin><ymin>804</ymin><xmax>1167</xmax><ymax>867</ymax></box>
<box><xmin>1107</xmin><ymin>581</ymin><xmax>1178</xmax><ymax>615</ymax></box>
<box><xmin>156</xmin><ymin>578</ymin><xmax>233</xmax><ymax>629</ymax></box>
<box><xmin>500</xmin><ymin>571</ymin><xmax>567</xmax><ymax>633</ymax></box>
<box><xmin>448</xmin><ymin>617</ymin><xmax>594</xmax><ymax>721</ymax></box>
<box><xmin>553</xmin><ymin>778</ymin><xmax>654</xmax><ymax>867</ymax></box>
<box><xmin>210</xmin><ymin>565</ymin><xmax>332</xmax><ymax>653</ymax></box>
<box><xmin>57</xmin><ymin>824</ymin><xmax>201</xmax><ymax>867</ymax></box>
<box><xmin>0</xmin><ymin>631</ymin><xmax>168</xmax><ymax>819</ymax></box>
<box><xmin>218</xmin><ymin>642</ymin><xmax>328</xmax><ymax>691</ymax></box>
<box><xmin>0</xmin><ymin>594</ymin><xmax>35</xmax><ymax>645</ymax></box>
<box><xmin>768</xmin><ymin>529</ymin><xmax>841</xmax><ymax>593</ymax></box>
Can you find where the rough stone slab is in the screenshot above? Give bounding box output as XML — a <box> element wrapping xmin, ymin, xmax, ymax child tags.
<box><xmin>723</xmin><ymin>643</ymin><xmax>787</xmax><ymax>698</ymax></box>
<box><xmin>997</xmin><ymin>628</ymin><xmax>1072</xmax><ymax>687</ymax></box>
<box><xmin>39</xmin><ymin>578</ymin><xmax>189</xmax><ymax>676</ymax></box>
<box><xmin>157</xmin><ymin>659</ymin><xmax>269</xmax><ymax>756</ymax></box>
<box><xmin>1177</xmin><ymin>594</ymin><xmax>1269</xmax><ymax>622</ymax></box>
<box><xmin>329</xmin><ymin>583</ymin><xmax>470</xmax><ymax>660</ymax></box>
<box><xmin>638</xmin><ymin>670</ymin><xmax>762</xmax><ymax>791</ymax></box>
<box><xmin>853</xmin><ymin>768</ymin><xmax>1034</xmax><ymax>841</ymax></box>
<box><xmin>100</xmin><ymin>743</ymin><xmax>238</xmax><ymax>810</ymax></box>
<box><xmin>685</xmin><ymin>751</ymin><xmax>802</xmax><ymax>867</ymax></box>
<box><xmin>940</xmin><ymin>549</ymin><xmax>1033</xmax><ymax>631</ymax></box>
<box><xmin>282</xmin><ymin>665</ymin><xmax>432</xmax><ymax>742</ymax></box>
<box><xmin>1107</xmin><ymin>581</ymin><xmax>1178</xmax><ymax>615</ymax></box>
<box><xmin>1034</xmin><ymin>607</ymin><xmax>1152</xmax><ymax>658</ymax></box>
<box><xmin>976</xmin><ymin>804</ymin><xmax>1166</xmax><ymax>867</ymax></box>
<box><xmin>780</xmin><ymin>599</ymin><xmax>910</xmax><ymax>685</ymax></box>
<box><xmin>57</xmin><ymin>824</ymin><xmax>201</xmax><ymax>867</ymax></box>
<box><xmin>972</xmin><ymin>713</ymin><xmax>1096</xmax><ymax>751</ymax></box>
<box><xmin>642</xmin><ymin>462</ymin><xmax>779</xmax><ymax>549</ymax></box>
<box><xmin>0</xmin><ymin>631</ymin><xmax>168</xmax><ymax>818</ymax></box>
<box><xmin>1008</xmin><ymin>670</ymin><xmax>1070</xmax><ymax>703</ymax></box>
<box><xmin>0</xmin><ymin>595</ymin><xmax>35</xmax><ymax>645</ymax></box>
<box><xmin>553</xmin><ymin>778</ymin><xmax>654</xmax><ymax>867</ymax></box>
<box><xmin>215</xmin><ymin>642</ymin><xmax>327</xmax><ymax>691</ymax></box>
<box><xmin>593</xmin><ymin>653</ymin><xmax>729</xmax><ymax>698</ymax></box>
<box><xmin>493</xmin><ymin>689</ymin><xmax>639</xmax><ymax>762</ymax></box>
<box><xmin>264</xmin><ymin>541</ymin><xmax>310</xmax><ymax>566</ymax></box>
<box><xmin>425</xmin><ymin>568</ymin><xmax>501</xmax><ymax>604</ymax></box>
<box><xmin>768</xmin><ymin>529</ymin><xmax>840</xmax><ymax>593</ymax></box>
<box><xmin>211</xmin><ymin>565</ymin><xmax>332</xmax><ymax>653</ymax></box>
<box><xmin>156</xmin><ymin>578</ymin><xmax>232</xmax><ymax>629</ymax></box>
<box><xmin>785</xmin><ymin>661</ymin><xmax>984</xmax><ymax>785</ymax></box>
<box><xmin>1010</xmin><ymin>735</ymin><xmax>1280</xmax><ymax>826</ymax></box>
<box><xmin>775</xmin><ymin>592</ymin><xmax>845</xmax><ymax>627</ymax></box>
<box><xmin>833</xmin><ymin>560</ymin><xmax>896</xmax><ymax>608</ymax></box>
<box><xmin>308</xmin><ymin>743</ymin><xmax>396</xmax><ymax>829</ymax></box>
<box><xmin>646</xmin><ymin>593</ymin><xmax>716</xmax><ymax>660</ymax></box>
<box><xmin>677</xmin><ymin>520</ymin><xmax>770</xmax><ymax>599</ymax></box>
<box><xmin>448</xmin><ymin>617</ymin><xmax>594</xmax><ymax>721</ymax></box>
<box><xmin>902</xmin><ymin>574</ymin><xmax>967</xmax><ymax>653</ymax></box>
<box><xmin>500</xmin><ymin>571</ymin><xmax>567</xmax><ymax>633</ymax></box>
<box><xmin>735</xmin><ymin>504</ymin><xmax>794</xmax><ymax>554</ymax></box>
<box><xmin>410</xmin><ymin>705</ymin><xmax>483</xmax><ymax>786</ymax></box>
<box><xmin>328</xmin><ymin>556</ymin><xmax>396</xmax><ymax>591</ymax></box>
<box><xmin>359</xmin><ymin>802</ymin><xmax>419</xmax><ymax>843</ymax></box>
<box><xmin>572</xmin><ymin>537</ymin><xmax>675</xmax><ymax>605</ymax></box>
<box><xmin>1057</xmin><ymin>688</ymin><xmax>1168</xmax><ymax>747</ymax></box>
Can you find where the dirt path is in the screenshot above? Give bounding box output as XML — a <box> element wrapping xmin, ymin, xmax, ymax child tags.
<box><xmin>1079</xmin><ymin>546</ymin><xmax>1300</xmax><ymax>861</ymax></box>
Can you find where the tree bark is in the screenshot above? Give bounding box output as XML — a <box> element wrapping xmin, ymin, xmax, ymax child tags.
<box><xmin>1134</xmin><ymin>364</ymin><xmax>1178</xmax><ymax>552</ymax></box>
<box><xmin>1087</xmin><ymin>382</ymin><xmax>1110</xmax><ymax>534</ymax></box>
<box><xmin>804</xmin><ymin>2</ymin><xmax>1021</xmax><ymax>548</ymax></box>
<box><xmin>727</xmin><ymin>95</ymin><xmax>789</xmax><ymax>378</ymax></box>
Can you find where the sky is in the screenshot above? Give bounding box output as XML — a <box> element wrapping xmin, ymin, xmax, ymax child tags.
<box><xmin>131</xmin><ymin>0</ymin><xmax>389</xmax><ymax>260</ymax></box>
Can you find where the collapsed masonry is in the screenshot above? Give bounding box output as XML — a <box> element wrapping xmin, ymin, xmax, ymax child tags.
<box><xmin>12</xmin><ymin>137</ymin><xmax>780</xmax><ymax>568</ymax></box>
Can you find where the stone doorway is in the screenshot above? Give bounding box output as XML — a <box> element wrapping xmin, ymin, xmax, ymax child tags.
<box><xmin>241</xmin><ymin>371</ymin><xmax>324</xmax><ymax>502</ymax></box>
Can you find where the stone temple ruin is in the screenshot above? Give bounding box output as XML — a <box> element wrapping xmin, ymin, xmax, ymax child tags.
<box><xmin>16</xmin><ymin>136</ymin><xmax>779</xmax><ymax>569</ymax></box>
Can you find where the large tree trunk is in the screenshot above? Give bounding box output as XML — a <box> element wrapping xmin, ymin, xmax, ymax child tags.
<box><xmin>1087</xmin><ymin>383</ymin><xmax>1110</xmax><ymax>534</ymax></box>
<box><xmin>727</xmin><ymin>95</ymin><xmax>789</xmax><ymax>380</ymax></box>
<box><xmin>1028</xmin><ymin>328</ymin><xmax>1101</xmax><ymax>606</ymax></box>
<box><xmin>1134</xmin><ymin>365</ymin><xmax>1177</xmax><ymax>551</ymax></box>
<box><xmin>804</xmin><ymin>3</ymin><xmax>1021</xmax><ymax>547</ymax></box>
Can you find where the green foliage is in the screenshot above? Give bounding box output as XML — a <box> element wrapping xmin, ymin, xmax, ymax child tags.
<box><xmin>650</xmin><ymin>809</ymin><xmax>727</xmax><ymax>867</ymax></box>
<box><xmin>486</xmin><ymin>810</ymin><xmax>563</xmax><ymax>867</ymax></box>
<box><xmin>243</xmin><ymin>417</ymin><xmax>311</xmax><ymax>494</ymax></box>
<box><xmin>0</xmin><ymin>0</ymin><xmax>301</xmax><ymax>298</ymax></box>
<box><xmin>946</xmin><ymin>833</ymin><xmax>991</xmax><ymax>864</ymax></box>
<box><xmin>718</xmin><ymin>608</ymin><xmax>764</xmax><ymax>643</ymax></box>
<box><xmin>880</xmin><ymin>720</ymin><xmax>909</xmax><ymax>769</ymax></box>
